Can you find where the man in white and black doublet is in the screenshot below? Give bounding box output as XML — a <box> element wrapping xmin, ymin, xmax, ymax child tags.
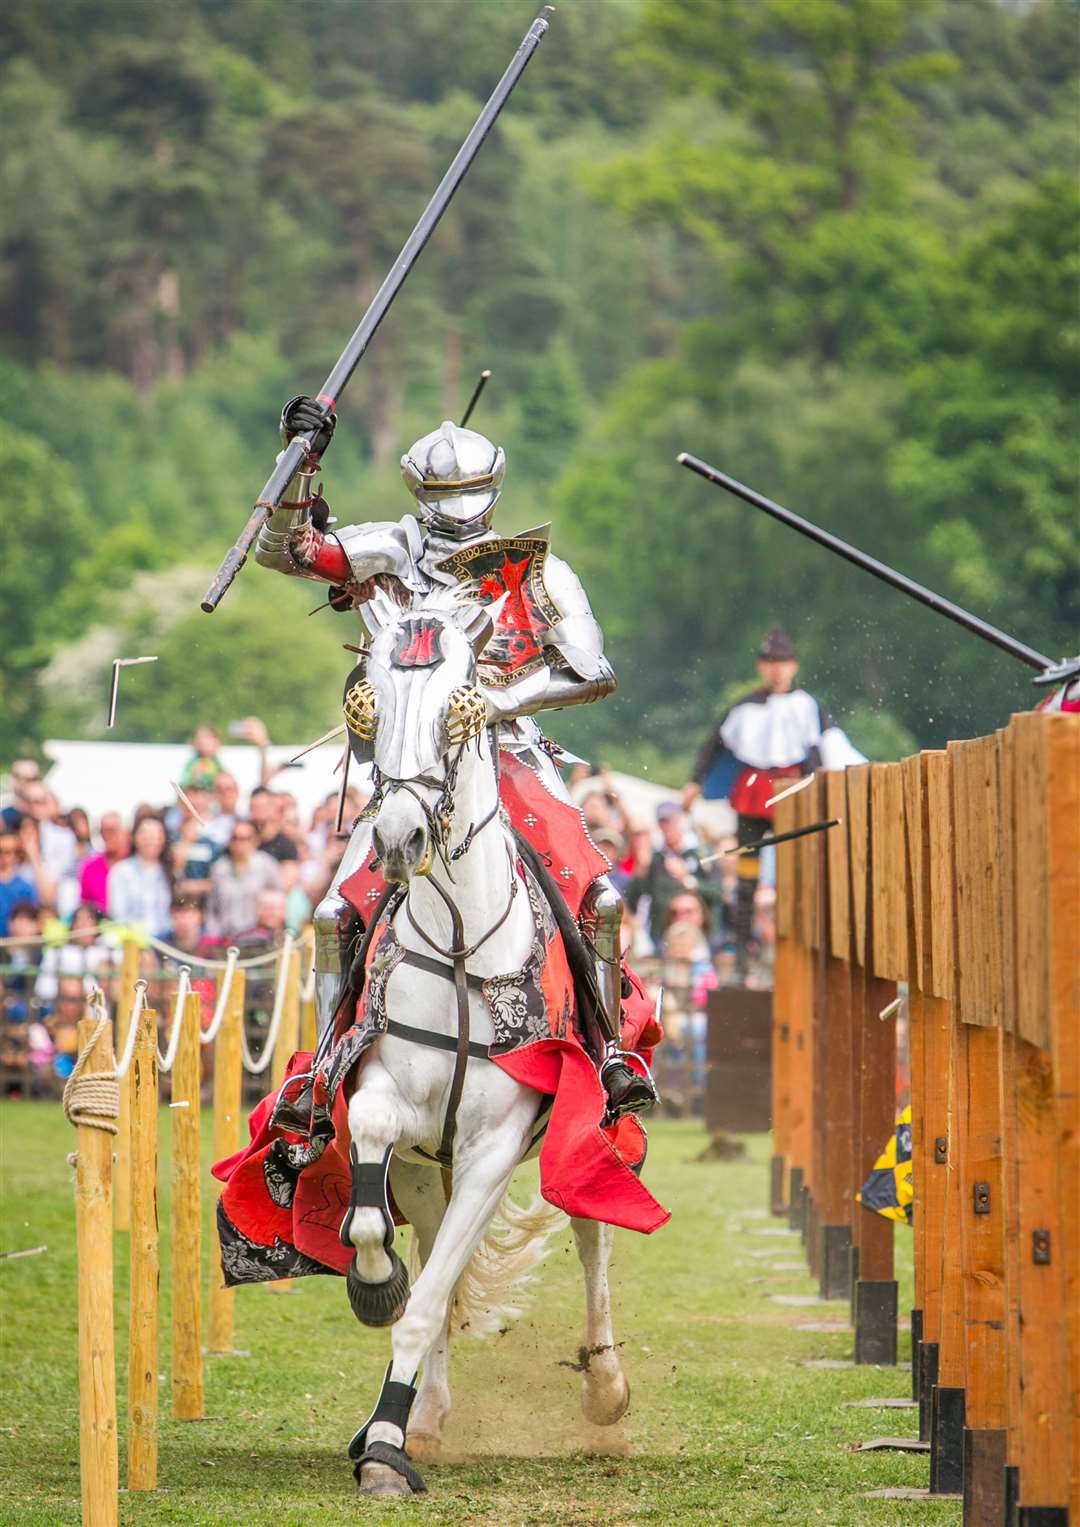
<box><xmin>688</xmin><ymin>625</ymin><xmax>865</xmax><ymax>975</ymax></box>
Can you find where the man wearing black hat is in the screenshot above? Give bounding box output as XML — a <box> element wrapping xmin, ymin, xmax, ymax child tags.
<box><xmin>683</xmin><ymin>625</ymin><xmax>864</xmax><ymax>976</ymax></box>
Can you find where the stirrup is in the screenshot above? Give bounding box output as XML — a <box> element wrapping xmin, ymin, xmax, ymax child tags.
<box><xmin>600</xmin><ymin>1048</ymin><xmax>659</xmax><ymax>1123</ymax></box>
<box><xmin>270</xmin><ymin>1072</ymin><xmax>315</xmax><ymax>1136</ymax></box>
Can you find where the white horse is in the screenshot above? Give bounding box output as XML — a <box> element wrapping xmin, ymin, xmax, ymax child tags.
<box><xmin>338</xmin><ymin>589</ymin><xmax>630</xmax><ymax>1498</ymax></box>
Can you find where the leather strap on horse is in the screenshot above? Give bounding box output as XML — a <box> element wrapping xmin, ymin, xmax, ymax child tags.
<box><xmin>416</xmin><ymin>873</ymin><xmax>472</xmax><ymax>1168</ymax></box>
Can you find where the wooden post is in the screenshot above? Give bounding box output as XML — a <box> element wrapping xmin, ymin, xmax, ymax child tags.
<box><xmin>127</xmin><ymin>1002</ymin><xmax>158</xmax><ymax>1492</ymax></box>
<box><xmin>114</xmin><ymin>939</ymin><xmax>140</xmax><ymax>1233</ymax></box>
<box><xmin>267</xmin><ymin>949</ymin><xmax>301</xmax><ymax>1294</ymax></box>
<box><xmin>171</xmin><ymin>991</ymin><xmax>204</xmax><ymax>1421</ymax></box>
<box><xmin>271</xmin><ymin>947</ymin><xmax>301</xmax><ymax>1092</ymax></box>
<box><xmin>770</xmin><ymin>935</ymin><xmax>793</xmax><ymax>1214</ymax></box>
<box><xmin>73</xmin><ymin>1013</ymin><xmax>118</xmax><ymax>1527</ymax></box>
<box><xmin>1011</xmin><ymin>711</ymin><xmax>1078</xmax><ymax>1518</ymax></box>
<box><xmin>208</xmin><ymin>968</ymin><xmax>245</xmax><ymax>1353</ymax></box>
<box><xmin>950</xmin><ymin>736</ymin><xmax>1010</xmax><ymax>1527</ymax></box>
<box><xmin>816</xmin><ymin>771</ymin><xmax>855</xmax><ymax>1299</ymax></box>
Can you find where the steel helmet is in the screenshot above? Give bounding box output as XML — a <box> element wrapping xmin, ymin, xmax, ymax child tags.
<box><xmin>400</xmin><ymin>421</ymin><xmax>505</xmax><ymax>538</ymax></box>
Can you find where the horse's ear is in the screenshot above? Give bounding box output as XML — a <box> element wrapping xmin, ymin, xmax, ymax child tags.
<box><xmin>461</xmin><ymin>592</ymin><xmax>507</xmax><ymax>656</ymax></box>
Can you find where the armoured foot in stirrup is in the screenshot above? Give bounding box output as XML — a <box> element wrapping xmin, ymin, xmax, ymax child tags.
<box><xmin>580</xmin><ymin>878</ymin><xmax>659</xmax><ymax>1121</ymax></box>
<box><xmin>600</xmin><ymin>1044</ymin><xmax>659</xmax><ymax>1122</ymax></box>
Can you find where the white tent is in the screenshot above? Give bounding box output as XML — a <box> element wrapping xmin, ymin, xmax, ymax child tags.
<box><xmin>41</xmin><ymin>741</ymin><xmax>734</xmax><ymax>840</ymax></box>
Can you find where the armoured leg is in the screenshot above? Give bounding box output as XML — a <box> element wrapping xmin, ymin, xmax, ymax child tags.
<box><xmin>580</xmin><ymin>876</ymin><xmax>658</xmax><ymax>1120</ymax></box>
<box><xmin>314</xmin><ymin>818</ymin><xmax>374</xmax><ymax>1039</ymax></box>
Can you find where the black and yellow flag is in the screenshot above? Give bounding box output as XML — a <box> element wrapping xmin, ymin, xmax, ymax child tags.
<box><xmin>857</xmin><ymin>1106</ymin><xmax>913</xmax><ymax>1225</ymax></box>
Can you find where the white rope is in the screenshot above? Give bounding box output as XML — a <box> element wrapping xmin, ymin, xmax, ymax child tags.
<box><xmin>200</xmin><ymin>946</ymin><xmax>239</xmax><ymax>1046</ymax></box>
<box><xmin>114</xmin><ymin>979</ymin><xmax>149</xmax><ymax>1081</ymax></box>
<box><xmin>62</xmin><ymin>986</ymin><xmax>119</xmax><ymax>1136</ymax></box>
<box><xmin>146</xmin><ymin>928</ymin><xmax>312</xmax><ymax>971</ymax></box>
<box><xmin>156</xmin><ymin>965</ymin><xmax>192</xmax><ymax>1072</ymax></box>
<box><xmin>239</xmin><ymin>932</ymin><xmax>295</xmax><ymax>1075</ymax></box>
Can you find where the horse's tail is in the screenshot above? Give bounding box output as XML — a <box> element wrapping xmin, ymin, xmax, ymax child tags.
<box><xmin>410</xmin><ymin>1192</ymin><xmax>568</xmax><ymax>1339</ymax></box>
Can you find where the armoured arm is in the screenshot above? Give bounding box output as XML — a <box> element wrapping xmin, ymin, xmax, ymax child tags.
<box><xmin>483</xmin><ymin>554</ymin><xmax>616</xmax><ymax>720</ymax></box>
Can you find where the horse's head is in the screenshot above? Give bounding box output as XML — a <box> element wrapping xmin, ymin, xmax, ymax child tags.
<box><xmin>346</xmin><ymin>589</ymin><xmax>496</xmax><ymax>882</ymax></box>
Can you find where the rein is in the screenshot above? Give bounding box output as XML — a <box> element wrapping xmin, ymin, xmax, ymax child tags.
<box><xmin>372</xmin><ymin>725</ymin><xmax>517</xmax><ymax>1167</ymax></box>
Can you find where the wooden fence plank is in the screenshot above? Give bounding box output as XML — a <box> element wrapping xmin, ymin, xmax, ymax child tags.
<box><xmin>870</xmin><ymin>764</ymin><xmax>905</xmax><ymax>982</ymax></box>
<box><xmin>825</xmin><ymin>772</ymin><xmax>850</xmax><ymax>962</ymax></box>
<box><xmin>1045</xmin><ymin>713</ymin><xmax>1080</xmax><ymax>1519</ymax></box>
<box><xmin>127</xmin><ymin>1004</ymin><xmax>158</xmax><ymax>1492</ymax></box>
<box><xmin>847</xmin><ymin>766</ymin><xmax>870</xmax><ymax>967</ymax></box>
<box><xmin>924</xmin><ymin>753</ymin><xmax>954</xmax><ymax>1003</ymax></box>
<box><xmin>171</xmin><ymin>992</ymin><xmax>204</xmax><ymax>1422</ymax></box>
<box><xmin>951</xmin><ymin>737</ymin><xmax>1006</xmax><ymax>1028</ymax></box>
<box><xmin>775</xmin><ymin>795</ymin><xmax>797</xmax><ymax>941</ymax></box>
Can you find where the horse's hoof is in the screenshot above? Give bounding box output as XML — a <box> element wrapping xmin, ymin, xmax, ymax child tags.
<box><xmin>353</xmin><ymin>1441</ymin><xmax>427</xmax><ymax>1495</ymax></box>
<box><xmin>406</xmin><ymin>1430</ymin><xmax>443</xmax><ymax>1464</ymax></box>
<box><xmin>358</xmin><ymin>1462</ymin><xmax>413</xmax><ymax>1497</ymax></box>
<box><xmin>581</xmin><ymin>1370</ymin><xmax>630</xmax><ymax>1426</ymax></box>
<box><xmin>345</xmin><ymin>1248</ymin><xmax>410</xmax><ymax>1327</ymax></box>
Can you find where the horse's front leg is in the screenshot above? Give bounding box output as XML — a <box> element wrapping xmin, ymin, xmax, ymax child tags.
<box><xmin>388</xmin><ymin>1160</ymin><xmax>451</xmax><ymax>1460</ymax></box>
<box><xmin>352</xmin><ymin>1118</ymin><xmax>529</xmax><ymax>1497</ymax></box>
<box><xmin>342</xmin><ymin>1070</ymin><xmax>414</xmax><ymax>1326</ymax></box>
<box><xmin>571</xmin><ymin>1217</ymin><xmax>631</xmax><ymax>1425</ymax></box>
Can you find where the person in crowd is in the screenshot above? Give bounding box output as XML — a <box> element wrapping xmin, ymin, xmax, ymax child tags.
<box><xmin>168</xmin><ymin>894</ymin><xmax>209</xmax><ymax>958</ymax></box>
<box><xmin>48</xmin><ymin>975</ymin><xmax>86</xmax><ymax>1081</ymax></box>
<box><xmin>626</xmin><ymin>801</ymin><xmax>725</xmax><ymax>952</ymax></box>
<box><xmin>235</xmin><ymin>887</ymin><xmax>289</xmax><ymax>953</ymax></box>
<box><xmin>13</xmin><ymin>783</ymin><xmax>79</xmax><ymax>913</ymax></box>
<box><xmin>249</xmin><ymin>787</ymin><xmax>300</xmax><ymax>867</ymax></box>
<box><xmin>1</xmin><ymin>759</ymin><xmax>42</xmax><ymax>829</ymax></box>
<box><xmin>169</xmin><ymin>784</ymin><xmax>220</xmax><ymax>900</ymax></box>
<box><xmin>0</xmin><ymin>829</ymin><xmax>37</xmax><ymax>936</ymax></box>
<box><xmin>204</xmin><ymin>771</ymin><xmax>241</xmax><ymax>850</ymax></box>
<box><xmin>684</xmin><ymin>623</ymin><xmax>865</xmax><ymax>977</ymax></box>
<box><xmin>661</xmin><ymin>891</ymin><xmax>713</xmax><ymax>970</ymax></box>
<box><xmin>64</xmin><ymin>807</ymin><xmax>94</xmax><ymax>864</ymax></box>
<box><xmin>204</xmin><ymin>819</ymin><xmax>281</xmax><ymax>940</ymax></box>
<box><xmin>180</xmin><ymin>724</ymin><xmax>223</xmax><ymax>791</ymax></box>
<box><xmin>34</xmin><ymin>903</ymin><xmax>113</xmax><ymax>1001</ymax></box>
<box><xmin>4</xmin><ymin>901</ymin><xmax>43</xmax><ymax>1022</ymax></box>
<box><xmin>78</xmin><ymin>812</ymin><xmax>131</xmax><ymax>914</ymax></box>
<box><xmin>107</xmin><ymin>815</ymin><xmax>172</xmax><ymax>938</ymax></box>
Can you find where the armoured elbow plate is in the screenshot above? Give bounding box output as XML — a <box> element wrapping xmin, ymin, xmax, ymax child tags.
<box><xmin>543</xmin><ymin>554</ymin><xmax>612</xmax><ymax>683</ymax></box>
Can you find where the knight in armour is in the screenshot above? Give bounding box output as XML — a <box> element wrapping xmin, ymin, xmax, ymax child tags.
<box><xmin>255</xmin><ymin>395</ymin><xmax>658</xmax><ymax>1118</ymax></box>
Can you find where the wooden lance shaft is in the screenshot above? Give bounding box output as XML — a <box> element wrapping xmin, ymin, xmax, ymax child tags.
<box><xmin>201</xmin><ymin>9</ymin><xmax>553</xmax><ymax>613</ymax></box>
<box><xmin>171</xmin><ymin>991</ymin><xmax>204</xmax><ymax>1420</ymax></box>
<box><xmin>127</xmin><ymin>1002</ymin><xmax>159</xmax><ymax>1492</ymax></box>
<box><xmin>208</xmin><ymin>968</ymin><xmax>245</xmax><ymax>1353</ymax></box>
<box><xmin>73</xmin><ymin>1012</ymin><xmax>118</xmax><ymax>1527</ymax></box>
<box><xmin>676</xmin><ymin>452</ymin><xmax>1054</xmax><ymax>672</ymax></box>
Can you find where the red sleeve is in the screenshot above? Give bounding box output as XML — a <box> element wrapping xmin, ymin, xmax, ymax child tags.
<box><xmin>306</xmin><ymin>533</ymin><xmax>351</xmax><ymax>585</ymax></box>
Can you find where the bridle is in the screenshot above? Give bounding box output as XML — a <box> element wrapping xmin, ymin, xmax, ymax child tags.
<box><xmin>364</xmin><ymin>721</ymin><xmax>519</xmax><ymax>1167</ymax></box>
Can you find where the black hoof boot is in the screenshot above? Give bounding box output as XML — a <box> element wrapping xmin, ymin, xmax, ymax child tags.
<box><xmin>346</xmin><ymin>1248</ymin><xmax>411</xmax><ymax>1327</ymax></box>
<box><xmin>600</xmin><ymin>1054</ymin><xmax>659</xmax><ymax>1121</ymax></box>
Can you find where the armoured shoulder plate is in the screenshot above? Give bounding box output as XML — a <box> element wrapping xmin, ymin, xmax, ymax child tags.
<box><xmin>334</xmin><ymin>518</ymin><xmax>427</xmax><ymax>593</ymax></box>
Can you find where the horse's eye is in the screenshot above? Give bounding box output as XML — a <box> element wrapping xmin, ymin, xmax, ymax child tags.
<box><xmin>446</xmin><ymin>685</ymin><xmax>487</xmax><ymax>746</ymax></box>
<box><xmin>344</xmin><ymin>679</ymin><xmax>378</xmax><ymax>741</ymax></box>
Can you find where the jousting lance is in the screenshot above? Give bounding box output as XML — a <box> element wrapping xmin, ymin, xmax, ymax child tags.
<box><xmin>676</xmin><ymin>452</ymin><xmax>1055</xmax><ymax>674</ymax></box>
<box><xmin>201</xmin><ymin>8</ymin><xmax>555</xmax><ymax>614</ymax></box>
<box><xmin>460</xmin><ymin>369</ymin><xmax>492</xmax><ymax>429</ymax></box>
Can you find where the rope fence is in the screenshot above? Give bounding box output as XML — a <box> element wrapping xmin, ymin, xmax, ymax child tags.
<box><xmin>55</xmin><ymin>928</ymin><xmax>318</xmax><ymax>1526</ymax></box>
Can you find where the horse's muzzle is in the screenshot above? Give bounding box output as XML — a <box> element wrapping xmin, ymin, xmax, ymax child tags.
<box><xmin>374</xmin><ymin>824</ymin><xmax>432</xmax><ymax>882</ymax></box>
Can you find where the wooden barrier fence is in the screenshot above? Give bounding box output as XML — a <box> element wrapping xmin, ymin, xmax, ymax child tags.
<box><xmin>68</xmin><ymin>937</ymin><xmax>313</xmax><ymax>1527</ymax></box>
<box><xmin>770</xmin><ymin>710</ymin><xmax>1079</xmax><ymax>1526</ymax></box>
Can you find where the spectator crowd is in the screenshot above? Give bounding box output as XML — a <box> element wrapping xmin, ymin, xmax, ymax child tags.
<box><xmin>0</xmin><ymin>722</ymin><xmax>369</xmax><ymax>1095</ymax></box>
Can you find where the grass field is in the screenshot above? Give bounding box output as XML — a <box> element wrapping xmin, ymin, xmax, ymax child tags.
<box><xmin>1</xmin><ymin>1103</ymin><xmax>957</xmax><ymax>1527</ymax></box>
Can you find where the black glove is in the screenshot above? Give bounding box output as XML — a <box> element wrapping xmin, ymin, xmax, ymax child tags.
<box><xmin>280</xmin><ymin>394</ymin><xmax>336</xmax><ymax>456</ymax></box>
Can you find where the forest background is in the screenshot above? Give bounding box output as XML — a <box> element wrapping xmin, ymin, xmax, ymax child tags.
<box><xmin>2</xmin><ymin>0</ymin><xmax>1077</xmax><ymax>779</ymax></box>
